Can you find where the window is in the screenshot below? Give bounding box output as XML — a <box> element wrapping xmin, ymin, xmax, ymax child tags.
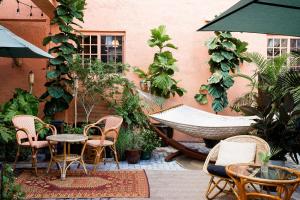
<box><xmin>79</xmin><ymin>33</ymin><xmax>124</xmax><ymax>63</ymax></box>
<box><xmin>267</xmin><ymin>37</ymin><xmax>300</xmax><ymax>66</ymax></box>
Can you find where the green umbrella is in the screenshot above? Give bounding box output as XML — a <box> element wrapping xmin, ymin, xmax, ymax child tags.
<box><xmin>0</xmin><ymin>25</ymin><xmax>53</xmax><ymax>58</ymax></box>
<box><xmin>198</xmin><ymin>0</ymin><xmax>300</xmax><ymax>37</ymax></box>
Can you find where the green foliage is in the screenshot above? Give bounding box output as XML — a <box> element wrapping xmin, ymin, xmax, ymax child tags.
<box><xmin>1</xmin><ymin>88</ymin><xmax>39</xmax><ymax>123</ymax></box>
<box><xmin>64</xmin><ymin>123</ymin><xmax>84</xmax><ymax>134</ymax></box>
<box><xmin>41</xmin><ymin>0</ymin><xmax>86</xmax><ymax>117</ymax></box>
<box><xmin>195</xmin><ymin>31</ymin><xmax>250</xmax><ymax>112</ymax></box>
<box><xmin>2</xmin><ymin>164</ymin><xmax>25</xmax><ymax>200</ymax></box>
<box><xmin>134</xmin><ymin>25</ymin><xmax>186</xmax><ymax>98</ymax></box>
<box><xmin>141</xmin><ymin>129</ymin><xmax>161</xmax><ymax>153</ymax></box>
<box><xmin>232</xmin><ymin>53</ymin><xmax>299</xmax><ymax>112</ymax></box>
<box><xmin>259</xmin><ymin>147</ymin><xmax>282</xmax><ymax>164</ymax></box>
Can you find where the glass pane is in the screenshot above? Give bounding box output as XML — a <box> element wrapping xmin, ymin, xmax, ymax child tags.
<box><xmin>101</xmin><ymin>55</ymin><xmax>108</xmax><ymax>63</ymax></box>
<box><xmin>274</xmin><ymin>48</ymin><xmax>280</xmax><ymax>56</ymax></box>
<box><xmin>83</xmin><ymin>35</ymin><xmax>90</xmax><ymax>44</ymax></box>
<box><xmin>91</xmin><ymin>55</ymin><xmax>98</xmax><ymax>60</ymax></box>
<box><xmin>104</xmin><ymin>36</ymin><xmax>114</xmax><ymax>47</ymax></box>
<box><xmin>101</xmin><ymin>45</ymin><xmax>108</xmax><ymax>54</ymax></box>
<box><xmin>267</xmin><ymin>48</ymin><xmax>273</xmax><ymax>57</ymax></box>
<box><xmin>116</xmin><ymin>55</ymin><xmax>123</xmax><ymax>63</ymax></box>
<box><xmin>274</xmin><ymin>39</ymin><xmax>280</xmax><ymax>47</ymax></box>
<box><xmin>281</xmin><ymin>48</ymin><xmax>287</xmax><ymax>55</ymax></box>
<box><xmin>116</xmin><ymin>36</ymin><xmax>123</xmax><ymax>45</ymax></box>
<box><xmin>84</xmin><ymin>54</ymin><xmax>90</xmax><ymax>59</ymax></box>
<box><xmin>116</xmin><ymin>46</ymin><xmax>122</xmax><ymax>54</ymax></box>
<box><xmin>291</xmin><ymin>39</ymin><xmax>296</xmax><ymax>48</ymax></box>
<box><xmin>107</xmin><ymin>54</ymin><xmax>116</xmax><ymax>62</ymax></box>
<box><xmin>297</xmin><ymin>39</ymin><xmax>300</xmax><ymax>48</ymax></box>
<box><xmin>91</xmin><ymin>45</ymin><xmax>97</xmax><ymax>54</ymax></box>
<box><xmin>281</xmin><ymin>39</ymin><xmax>288</xmax><ymax>47</ymax></box>
<box><xmin>101</xmin><ymin>36</ymin><xmax>107</xmax><ymax>45</ymax></box>
<box><xmin>267</xmin><ymin>39</ymin><xmax>273</xmax><ymax>47</ymax></box>
<box><xmin>84</xmin><ymin>45</ymin><xmax>90</xmax><ymax>54</ymax></box>
<box><xmin>106</xmin><ymin>46</ymin><xmax>116</xmax><ymax>54</ymax></box>
<box><xmin>91</xmin><ymin>36</ymin><xmax>97</xmax><ymax>44</ymax></box>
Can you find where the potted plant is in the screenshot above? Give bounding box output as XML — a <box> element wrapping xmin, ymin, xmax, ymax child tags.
<box><xmin>125</xmin><ymin>128</ymin><xmax>143</xmax><ymax>164</ymax></box>
<box><xmin>141</xmin><ymin>129</ymin><xmax>161</xmax><ymax>160</ymax></box>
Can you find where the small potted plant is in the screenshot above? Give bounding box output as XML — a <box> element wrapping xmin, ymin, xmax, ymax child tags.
<box><xmin>259</xmin><ymin>148</ymin><xmax>282</xmax><ymax>178</ymax></box>
<box><xmin>125</xmin><ymin>129</ymin><xmax>143</xmax><ymax>164</ymax></box>
<box><xmin>141</xmin><ymin>129</ymin><xmax>161</xmax><ymax>160</ymax></box>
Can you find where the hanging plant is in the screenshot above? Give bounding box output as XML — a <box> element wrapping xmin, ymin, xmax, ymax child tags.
<box><xmin>41</xmin><ymin>0</ymin><xmax>86</xmax><ymax>117</ymax></box>
<box><xmin>195</xmin><ymin>31</ymin><xmax>250</xmax><ymax>112</ymax></box>
<box><xmin>134</xmin><ymin>25</ymin><xmax>186</xmax><ymax>98</ymax></box>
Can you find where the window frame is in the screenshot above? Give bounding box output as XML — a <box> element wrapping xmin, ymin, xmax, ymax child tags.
<box><xmin>79</xmin><ymin>31</ymin><xmax>126</xmax><ymax>63</ymax></box>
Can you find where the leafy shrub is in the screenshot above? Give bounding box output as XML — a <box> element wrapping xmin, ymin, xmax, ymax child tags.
<box><xmin>141</xmin><ymin>129</ymin><xmax>161</xmax><ymax>153</ymax></box>
<box><xmin>1</xmin><ymin>164</ymin><xmax>25</xmax><ymax>200</ymax></box>
<box><xmin>134</xmin><ymin>25</ymin><xmax>186</xmax><ymax>98</ymax></box>
<box><xmin>195</xmin><ymin>31</ymin><xmax>250</xmax><ymax>112</ymax></box>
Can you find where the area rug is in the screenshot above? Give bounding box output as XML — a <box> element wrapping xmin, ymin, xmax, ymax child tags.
<box><xmin>16</xmin><ymin>170</ymin><xmax>150</xmax><ymax>199</ymax></box>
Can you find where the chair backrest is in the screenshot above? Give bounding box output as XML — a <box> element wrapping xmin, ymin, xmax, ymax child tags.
<box><xmin>103</xmin><ymin>115</ymin><xmax>123</xmax><ymax>139</ymax></box>
<box><xmin>12</xmin><ymin>115</ymin><xmax>37</xmax><ymax>145</ymax></box>
<box><xmin>203</xmin><ymin>135</ymin><xmax>270</xmax><ymax>174</ymax></box>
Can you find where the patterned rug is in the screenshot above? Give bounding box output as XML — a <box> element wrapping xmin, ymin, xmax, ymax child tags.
<box><xmin>16</xmin><ymin>170</ymin><xmax>150</xmax><ymax>199</ymax></box>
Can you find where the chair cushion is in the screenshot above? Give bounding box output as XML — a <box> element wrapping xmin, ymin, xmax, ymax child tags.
<box><xmin>21</xmin><ymin>141</ymin><xmax>49</xmax><ymax>148</ymax></box>
<box><xmin>86</xmin><ymin>140</ymin><xmax>113</xmax><ymax>147</ymax></box>
<box><xmin>207</xmin><ymin>165</ymin><xmax>229</xmax><ymax>178</ymax></box>
<box><xmin>215</xmin><ymin>140</ymin><xmax>256</xmax><ymax>166</ymax></box>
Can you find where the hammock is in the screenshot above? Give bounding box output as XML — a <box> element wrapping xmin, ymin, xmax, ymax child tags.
<box><xmin>137</xmin><ymin>89</ymin><xmax>256</xmax><ymax>140</ymax></box>
<box><xmin>149</xmin><ymin>105</ymin><xmax>256</xmax><ymax>140</ymax></box>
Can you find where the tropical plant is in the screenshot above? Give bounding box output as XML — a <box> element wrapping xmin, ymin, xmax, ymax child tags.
<box><xmin>116</xmin><ymin>127</ymin><xmax>131</xmax><ymax>160</ymax></box>
<box><xmin>1</xmin><ymin>164</ymin><xmax>25</xmax><ymax>200</ymax></box>
<box><xmin>41</xmin><ymin>0</ymin><xmax>86</xmax><ymax>117</ymax></box>
<box><xmin>259</xmin><ymin>147</ymin><xmax>282</xmax><ymax>165</ymax></box>
<box><xmin>141</xmin><ymin>129</ymin><xmax>161</xmax><ymax>153</ymax></box>
<box><xmin>195</xmin><ymin>31</ymin><xmax>250</xmax><ymax>112</ymax></box>
<box><xmin>69</xmin><ymin>56</ymin><xmax>129</xmax><ymax>123</ymax></box>
<box><xmin>125</xmin><ymin>129</ymin><xmax>143</xmax><ymax>150</ymax></box>
<box><xmin>134</xmin><ymin>25</ymin><xmax>186</xmax><ymax>98</ymax></box>
<box><xmin>231</xmin><ymin>53</ymin><xmax>300</xmax><ymax>112</ymax></box>
<box><xmin>1</xmin><ymin>88</ymin><xmax>39</xmax><ymax>123</ymax></box>
<box><xmin>240</xmin><ymin>86</ymin><xmax>300</xmax><ymax>163</ymax></box>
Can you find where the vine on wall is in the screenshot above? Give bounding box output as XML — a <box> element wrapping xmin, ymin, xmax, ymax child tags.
<box><xmin>41</xmin><ymin>0</ymin><xmax>85</xmax><ymax>117</ymax></box>
<box><xmin>195</xmin><ymin>31</ymin><xmax>250</xmax><ymax>112</ymax></box>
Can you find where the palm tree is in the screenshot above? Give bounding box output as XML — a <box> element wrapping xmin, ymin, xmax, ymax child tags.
<box><xmin>231</xmin><ymin>53</ymin><xmax>300</xmax><ymax>112</ymax></box>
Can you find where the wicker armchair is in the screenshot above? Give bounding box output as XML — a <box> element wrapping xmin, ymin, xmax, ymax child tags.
<box><xmin>12</xmin><ymin>115</ymin><xmax>57</xmax><ymax>175</ymax></box>
<box><xmin>83</xmin><ymin>115</ymin><xmax>123</xmax><ymax>171</ymax></box>
<box><xmin>203</xmin><ymin>135</ymin><xmax>270</xmax><ymax>200</ymax></box>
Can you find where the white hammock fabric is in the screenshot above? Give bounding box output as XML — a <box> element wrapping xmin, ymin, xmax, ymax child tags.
<box><xmin>149</xmin><ymin>105</ymin><xmax>257</xmax><ymax>140</ymax></box>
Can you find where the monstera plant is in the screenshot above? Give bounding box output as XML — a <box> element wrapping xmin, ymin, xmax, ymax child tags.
<box><xmin>41</xmin><ymin>0</ymin><xmax>86</xmax><ymax>117</ymax></box>
<box><xmin>134</xmin><ymin>25</ymin><xmax>186</xmax><ymax>98</ymax></box>
<box><xmin>195</xmin><ymin>31</ymin><xmax>250</xmax><ymax>112</ymax></box>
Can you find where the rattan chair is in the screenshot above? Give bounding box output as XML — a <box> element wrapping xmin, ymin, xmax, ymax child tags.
<box><xmin>12</xmin><ymin>115</ymin><xmax>57</xmax><ymax>175</ymax></box>
<box><xmin>83</xmin><ymin>115</ymin><xmax>123</xmax><ymax>171</ymax></box>
<box><xmin>203</xmin><ymin>135</ymin><xmax>270</xmax><ymax>200</ymax></box>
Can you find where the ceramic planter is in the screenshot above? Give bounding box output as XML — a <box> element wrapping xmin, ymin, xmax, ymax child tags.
<box><xmin>125</xmin><ymin>149</ymin><xmax>141</xmax><ymax>164</ymax></box>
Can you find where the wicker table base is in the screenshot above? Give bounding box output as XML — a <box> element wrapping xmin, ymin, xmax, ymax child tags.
<box><xmin>47</xmin><ymin>134</ymin><xmax>88</xmax><ymax>180</ymax></box>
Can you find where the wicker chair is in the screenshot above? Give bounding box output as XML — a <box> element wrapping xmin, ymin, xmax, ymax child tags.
<box><xmin>83</xmin><ymin>115</ymin><xmax>123</xmax><ymax>171</ymax></box>
<box><xmin>12</xmin><ymin>115</ymin><xmax>57</xmax><ymax>175</ymax></box>
<box><xmin>203</xmin><ymin>135</ymin><xmax>270</xmax><ymax>200</ymax></box>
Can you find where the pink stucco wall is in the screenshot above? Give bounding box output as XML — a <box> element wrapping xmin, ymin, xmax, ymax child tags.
<box><xmin>0</xmin><ymin>0</ymin><xmax>268</xmax><ymax>140</ymax></box>
<box><xmin>78</xmin><ymin>0</ymin><xmax>266</xmax><ymax>116</ymax></box>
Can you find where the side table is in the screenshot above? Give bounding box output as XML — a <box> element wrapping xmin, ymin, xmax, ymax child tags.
<box><xmin>46</xmin><ymin>134</ymin><xmax>88</xmax><ymax>180</ymax></box>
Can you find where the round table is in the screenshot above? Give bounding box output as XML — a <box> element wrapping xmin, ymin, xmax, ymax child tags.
<box><xmin>46</xmin><ymin>134</ymin><xmax>88</xmax><ymax>180</ymax></box>
<box><xmin>226</xmin><ymin>164</ymin><xmax>300</xmax><ymax>200</ymax></box>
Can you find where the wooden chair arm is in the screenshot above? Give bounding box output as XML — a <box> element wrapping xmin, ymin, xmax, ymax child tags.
<box><xmin>34</xmin><ymin>117</ymin><xmax>57</xmax><ymax>137</ymax></box>
<box><xmin>16</xmin><ymin>127</ymin><xmax>34</xmax><ymax>146</ymax></box>
<box><xmin>103</xmin><ymin>128</ymin><xmax>118</xmax><ymax>143</ymax></box>
<box><xmin>83</xmin><ymin>124</ymin><xmax>103</xmax><ymax>136</ymax></box>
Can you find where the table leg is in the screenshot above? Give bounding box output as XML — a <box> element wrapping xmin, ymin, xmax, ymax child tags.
<box><xmin>61</xmin><ymin>142</ymin><xmax>67</xmax><ymax>180</ymax></box>
<box><xmin>80</xmin><ymin>141</ymin><xmax>88</xmax><ymax>174</ymax></box>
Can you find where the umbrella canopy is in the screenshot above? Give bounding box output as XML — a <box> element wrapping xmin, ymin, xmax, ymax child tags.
<box><xmin>198</xmin><ymin>0</ymin><xmax>300</xmax><ymax>37</ymax></box>
<box><xmin>0</xmin><ymin>25</ymin><xmax>53</xmax><ymax>58</ymax></box>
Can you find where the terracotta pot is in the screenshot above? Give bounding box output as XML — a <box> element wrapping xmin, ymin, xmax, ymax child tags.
<box><xmin>125</xmin><ymin>149</ymin><xmax>141</xmax><ymax>164</ymax></box>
